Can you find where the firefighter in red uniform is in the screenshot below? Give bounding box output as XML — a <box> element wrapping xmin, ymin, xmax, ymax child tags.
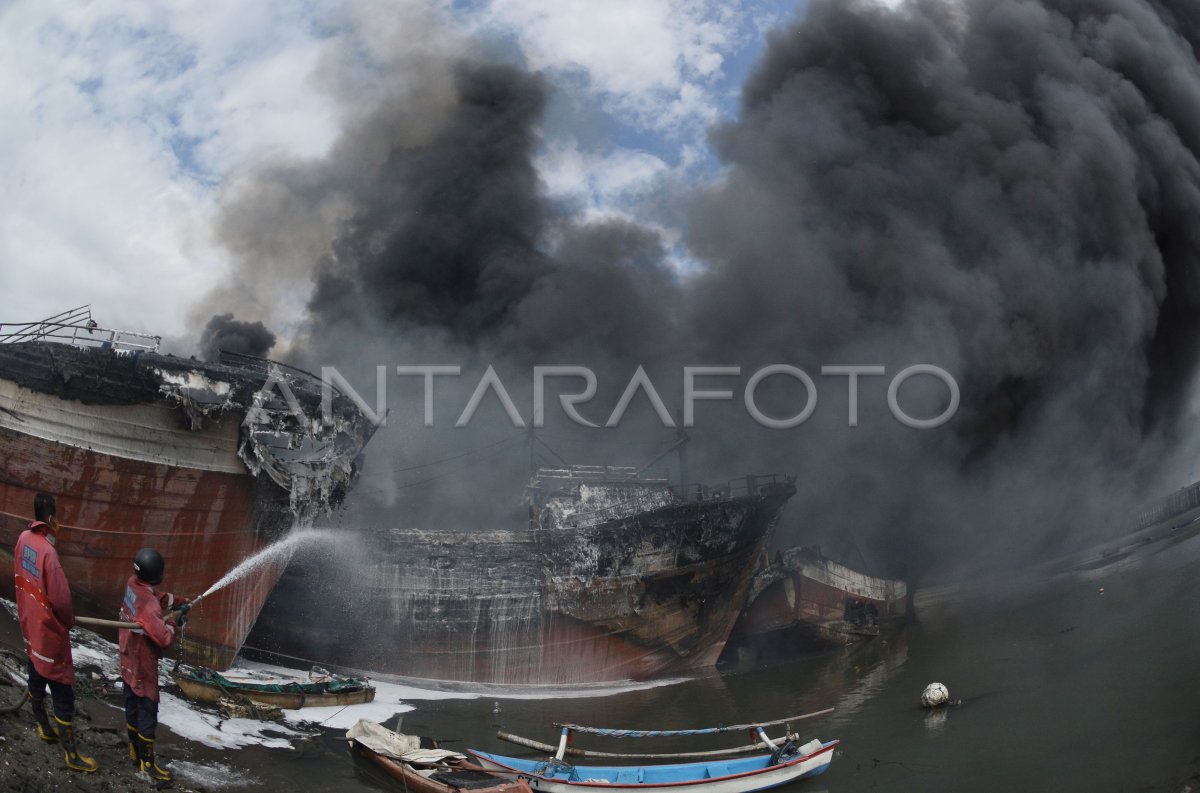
<box><xmin>12</xmin><ymin>492</ymin><xmax>98</xmax><ymax>772</ymax></box>
<box><xmin>119</xmin><ymin>547</ymin><xmax>187</xmax><ymax>783</ymax></box>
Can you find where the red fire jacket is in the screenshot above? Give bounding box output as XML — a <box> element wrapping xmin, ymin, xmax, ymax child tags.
<box><xmin>118</xmin><ymin>576</ymin><xmax>176</xmax><ymax>700</ymax></box>
<box><xmin>13</xmin><ymin>522</ymin><xmax>75</xmax><ymax>685</ymax></box>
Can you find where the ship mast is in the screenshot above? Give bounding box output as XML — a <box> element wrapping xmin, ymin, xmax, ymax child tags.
<box><xmin>639</xmin><ymin>428</ymin><xmax>690</xmax><ymax>488</ymax></box>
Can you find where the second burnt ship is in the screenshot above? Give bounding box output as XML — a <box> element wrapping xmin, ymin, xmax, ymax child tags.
<box><xmin>248</xmin><ymin>466</ymin><xmax>796</xmax><ymax>684</ymax></box>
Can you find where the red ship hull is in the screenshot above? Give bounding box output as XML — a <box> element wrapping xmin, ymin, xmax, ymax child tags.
<box><xmin>0</xmin><ymin>415</ymin><xmax>292</xmax><ymax>668</ymax></box>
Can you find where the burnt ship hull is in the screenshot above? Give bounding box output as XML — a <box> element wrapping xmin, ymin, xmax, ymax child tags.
<box><xmin>0</xmin><ymin>415</ymin><xmax>290</xmax><ymax>668</ymax></box>
<box><xmin>0</xmin><ymin>334</ymin><xmax>372</xmax><ymax>668</ymax></box>
<box><xmin>721</xmin><ymin>546</ymin><xmax>907</xmax><ymax>661</ymax></box>
<box><xmin>248</xmin><ymin>479</ymin><xmax>795</xmax><ymax>684</ymax></box>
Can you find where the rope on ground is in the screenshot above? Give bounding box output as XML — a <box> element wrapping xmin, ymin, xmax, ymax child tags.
<box><xmin>0</xmin><ymin>689</ymin><xmax>29</xmax><ymax>715</ymax></box>
<box><xmin>0</xmin><ymin>647</ymin><xmax>29</xmax><ymax>714</ymax></box>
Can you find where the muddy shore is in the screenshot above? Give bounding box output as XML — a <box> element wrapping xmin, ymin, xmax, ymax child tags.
<box><xmin>0</xmin><ymin>641</ymin><xmax>208</xmax><ymax>793</ymax></box>
<box><xmin>0</xmin><ymin>606</ymin><xmax>238</xmax><ymax>793</ymax></box>
<box><xmin>0</xmin><ymin>693</ymin><xmax>201</xmax><ymax>792</ymax></box>
<box><xmin>0</xmin><ymin>604</ymin><xmax>414</xmax><ymax>793</ymax></box>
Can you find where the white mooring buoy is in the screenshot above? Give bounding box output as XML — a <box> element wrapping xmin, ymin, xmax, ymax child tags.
<box><xmin>921</xmin><ymin>682</ymin><xmax>950</xmax><ymax>708</ymax></box>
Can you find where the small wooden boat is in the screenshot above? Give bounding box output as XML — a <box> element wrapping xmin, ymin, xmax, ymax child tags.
<box><xmin>470</xmin><ymin>714</ymin><xmax>837</xmax><ymax>793</ymax></box>
<box><xmin>348</xmin><ymin>720</ymin><xmax>534</xmax><ymax>793</ymax></box>
<box><xmin>172</xmin><ymin>666</ymin><xmax>375</xmax><ymax>709</ymax></box>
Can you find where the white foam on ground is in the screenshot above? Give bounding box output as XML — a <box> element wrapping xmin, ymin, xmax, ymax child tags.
<box><xmin>279</xmin><ymin>689</ymin><xmax>415</xmax><ymax>730</ymax></box>
<box><xmin>70</xmin><ymin>639</ymin><xmax>122</xmax><ymax>678</ymax></box>
<box><xmin>156</xmin><ymin>691</ymin><xmax>312</xmax><ymax>749</ymax></box>
<box><xmin>170</xmin><ymin>760</ymin><xmax>261</xmax><ymax>788</ymax></box>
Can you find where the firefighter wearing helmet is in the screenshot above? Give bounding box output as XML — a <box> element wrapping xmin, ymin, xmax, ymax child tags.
<box><xmin>118</xmin><ymin>547</ymin><xmax>189</xmax><ymax>782</ymax></box>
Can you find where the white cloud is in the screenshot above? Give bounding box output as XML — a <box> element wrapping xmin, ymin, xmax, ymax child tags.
<box><xmin>487</xmin><ymin>0</ymin><xmax>705</xmax><ymax>94</ymax></box>
<box><xmin>476</xmin><ymin>0</ymin><xmax>769</xmax><ymax>136</ymax></box>
<box><xmin>472</xmin><ymin>1</ymin><xmax>795</xmax><ymax>226</ymax></box>
<box><xmin>0</xmin><ymin>0</ymin><xmax>341</xmax><ymax>337</ymax></box>
<box><xmin>538</xmin><ymin>140</ymin><xmax>671</xmax><ymax>214</ymax></box>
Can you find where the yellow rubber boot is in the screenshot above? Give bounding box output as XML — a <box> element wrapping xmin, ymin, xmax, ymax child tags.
<box><xmin>54</xmin><ymin>716</ymin><xmax>98</xmax><ymax>773</ymax></box>
<box><xmin>29</xmin><ymin>696</ymin><xmax>59</xmax><ymax>743</ymax></box>
<box><xmin>137</xmin><ymin>734</ymin><xmax>171</xmax><ymax>782</ymax></box>
<box><xmin>127</xmin><ymin>723</ymin><xmax>140</xmax><ymax>767</ymax></box>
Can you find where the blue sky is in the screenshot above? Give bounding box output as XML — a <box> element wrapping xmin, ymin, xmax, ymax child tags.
<box><xmin>0</xmin><ymin>0</ymin><xmax>811</xmax><ymax>344</ymax></box>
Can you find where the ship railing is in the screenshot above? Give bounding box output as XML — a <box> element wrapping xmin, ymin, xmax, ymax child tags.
<box><xmin>216</xmin><ymin>350</ymin><xmax>351</xmax><ymax>401</ymax></box>
<box><xmin>670</xmin><ymin>474</ymin><xmax>793</xmax><ymax>502</ymax></box>
<box><xmin>551</xmin><ymin>473</ymin><xmax>795</xmax><ymax>528</ymax></box>
<box><xmin>1129</xmin><ymin>478</ymin><xmax>1200</xmax><ymax>530</ymax></box>
<box><xmin>725</xmin><ymin>474</ymin><xmax>791</xmax><ymax>498</ymax></box>
<box><xmin>532</xmin><ymin>465</ymin><xmax>671</xmax><ymax>484</ymax></box>
<box><xmin>0</xmin><ymin>305</ymin><xmax>161</xmax><ymax>353</ymax></box>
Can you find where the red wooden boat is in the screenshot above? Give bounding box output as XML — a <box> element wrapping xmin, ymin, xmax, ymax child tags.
<box><xmin>0</xmin><ymin>307</ymin><xmax>375</xmax><ymax>668</ymax></box>
<box><xmin>348</xmin><ymin>720</ymin><xmax>533</xmax><ymax>793</ymax></box>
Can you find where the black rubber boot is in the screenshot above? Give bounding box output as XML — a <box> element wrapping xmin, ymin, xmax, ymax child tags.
<box><xmin>54</xmin><ymin>715</ymin><xmax>98</xmax><ymax>773</ymax></box>
<box><xmin>127</xmin><ymin>723</ymin><xmax>140</xmax><ymax>767</ymax></box>
<box><xmin>137</xmin><ymin>733</ymin><xmax>171</xmax><ymax>783</ymax></box>
<box><xmin>29</xmin><ymin>695</ymin><xmax>58</xmax><ymax>743</ymax></box>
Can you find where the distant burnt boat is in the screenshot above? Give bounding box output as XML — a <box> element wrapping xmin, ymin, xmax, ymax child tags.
<box><xmin>721</xmin><ymin>546</ymin><xmax>907</xmax><ymax>661</ymax></box>
<box><xmin>0</xmin><ymin>306</ymin><xmax>375</xmax><ymax>668</ymax></box>
<box><xmin>247</xmin><ymin>467</ymin><xmax>796</xmax><ymax>684</ymax></box>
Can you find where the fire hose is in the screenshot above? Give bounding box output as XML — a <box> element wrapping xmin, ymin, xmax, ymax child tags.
<box><xmin>76</xmin><ymin>600</ymin><xmax>191</xmax><ymax>632</ymax></box>
<box><xmin>75</xmin><ymin>616</ymin><xmax>138</xmax><ymax>630</ymax></box>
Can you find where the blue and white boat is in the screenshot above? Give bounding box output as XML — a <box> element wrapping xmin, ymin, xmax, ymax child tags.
<box><xmin>468</xmin><ymin>715</ymin><xmax>837</xmax><ymax>793</ymax></box>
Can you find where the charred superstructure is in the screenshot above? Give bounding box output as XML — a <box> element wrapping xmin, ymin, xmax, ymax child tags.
<box><xmin>249</xmin><ymin>467</ymin><xmax>796</xmax><ymax>684</ymax></box>
<box><xmin>0</xmin><ymin>307</ymin><xmax>375</xmax><ymax>668</ymax></box>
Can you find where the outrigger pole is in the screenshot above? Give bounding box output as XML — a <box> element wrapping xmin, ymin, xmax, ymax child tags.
<box><xmin>553</xmin><ymin>708</ymin><xmax>834</xmax><ymax>738</ymax></box>
<box><xmin>533</xmin><ymin>708</ymin><xmax>835</xmax><ymax>762</ymax></box>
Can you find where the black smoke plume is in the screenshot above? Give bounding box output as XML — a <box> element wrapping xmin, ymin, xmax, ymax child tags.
<box><xmin>198</xmin><ymin>0</ymin><xmax>1200</xmax><ymax>579</ymax></box>
<box><xmin>308</xmin><ymin>62</ymin><xmax>552</xmax><ymax>341</ymax></box>
<box><xmin>198</xmin><ymin>313</ymin><xmax>277</xmax><ymax>362</ymax></box>
<box><xmin>682</xmin><ymin>0</ymin><xmax>1200</xmax><ymax>572</ymax></box>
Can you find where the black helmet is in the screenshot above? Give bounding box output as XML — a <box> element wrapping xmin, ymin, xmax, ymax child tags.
<box><xmin>133</xmin><ymin>548</ymin><xmax>164</xmax><ymax>585</ymax></box>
